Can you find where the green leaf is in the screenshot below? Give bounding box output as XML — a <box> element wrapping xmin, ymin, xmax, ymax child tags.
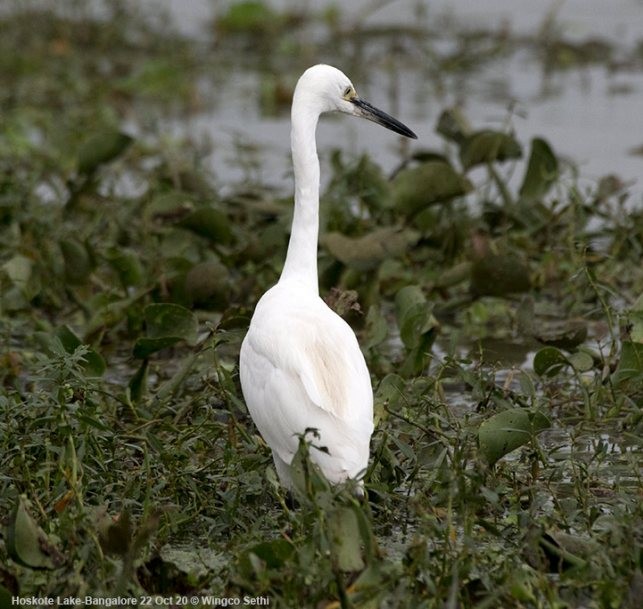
<box><xmin>106</xmin><ymin>248</ymin><xmax>145</xmax><ymax>288</ymax></box>
<box><xmin>470</xmin><ymin>252</ymin><xmax>531</xmax><ymax>297</ymax></box>
<box><xmin>538</xmin><ymin>530</ymin><xmax>592</xmax><ymax>573</ymax></box>
<box><xmin>535</xmin><ymin>320</ymin><xmax>587</xmax><ymax>350</ymax></box>
<box><xmin>460</xmin><ymin>130</ymin><xmax>522</xmax><ymax>171</ymax></box>
<box><xmin>629</xmin><ymin>293</ymin><xmax>643</xmax><ymax>343</ymax></box>
<box><xmin>98</xmin><ymin>509</ymin><xmax>132</xmax><ymax>556</ymax></box>
<box><xmin>237</xmin><ymin>539</ymin><xmax>295</xmax><ymax>580</ymax></box>
<box><xmin>322</xmin><ymin>227</ymin><xmax>419</xmax><ymax>272</ymax></box>
<box><xmin>394</xmin><ymin>286</ymin><xmax>439</xmax><ymax>377</ymax></box>
<box><xmin>392</xmin><ymin>161</ymin><xmax>472</xmax><ymax>215</ymax></box>
<box><xmin>364</xmin><ymin>305</ymin><xmax>388</xmax><ymax>350</ymax></box>
<box><xmin>519</xmin><ymin>138</ymin><xmax>559</xmax><ymax>202</ymax></box>
<box><xmin>60</xmin><ymin>238</ymin><xmax>92</xmax><ymax>285</ymax></box>
<box><xmin>342</xmin><ymin>154</ymin><xmax>392</xmax><ymax>211</ymax></box>
<box><xmin>184</xmin><ymin>260</ymin><xmax>230</xmax><ymax>309</ymax></box>
<box><xmin>145</xmin><ymin>191</ymin><xmax>194</xmax><ymax>221</ymax></box>
<box><xmin>7</xmin><ymin>496</ymin><xmax>62</xmax><ymax>569</ymax></box>
<box><xmin>133</xmin><ymin>303</ymin><xmax>198</xmax><ymax>358</ymax></box>
<box><xmin>436</xmin><ymin>107</ymin><xmax>472</xmax><ymax>145</ymax></box>
<box><xmin>478</xmin><ymin>408</ymin><xmax>551</xmax><ymax>465</ymax></box>
<box><xmin>376</xmin><ymin>373</ymin><xmax>406</xmax><ymax>412</ymax></box>
<box><xmin>55</xmin><ymin>325</ymin><xmax>106</xmax><ymax>377</ymax></box>
<box><xmin>178</xmin><ymin>207</ymin><xmax>233</xmax><ymax>244</ymax></box>
<box><xmin>612</xmin><ymin>341</ymin><xmax>643</xmax><ymax>385</ymax></box>
<box><xmin>217</xmin><ymin>0</ymin><xmax>279</xmax><ymax>35</ymax></box>
<box><xmin>142</xmin><ymin>303</ymin><xmax>198</xmax><ymax>341</ymax></box>
<box><xmin>77</xmin><ymin>129</ymin><xmax>133</xmax><ymax>175</ymax></box>
<box><xmin>119</xmin><ymin>60</ymin><xmax>187</xmax><ymax>99</ymax></box>
<box><xmin>328</xmin><ymin>507</ymin><xmax>365</xmax><ymax>572</ymax></box>
<box><xmin>128</xmin><ymin>359</ymin><xmax>149</xmax><ymax>403</ymax></box>
<box><xmin>567</xmin><ymin>350</ymin><xmax>595</xmax><ymax>372</ymax></box>
<box><xmin>533</xmin><ymin>346</ymin><xmax>569</xmax><ymax>377</ymax></box>
<box><xmin>394</xmin><ymin>285</ymin><xmax>438</xmax><ymax>350</ymax></box>
<box><xmin>2</xmin><ymin>254</ymin><xmax>32</xmax><ymax>290</ymax></box>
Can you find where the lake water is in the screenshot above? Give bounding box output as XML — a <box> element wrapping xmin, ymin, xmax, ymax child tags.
<box><xmin>141</xmin><ymin>1</ymin><xmax>643</xmax><ymax>198</ymax></box>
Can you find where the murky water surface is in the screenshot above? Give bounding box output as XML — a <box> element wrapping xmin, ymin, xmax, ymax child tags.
<box><xmin>133</xmin><ymin>0</ymin><xmax>643</xmax><ymax>198</ymax></box>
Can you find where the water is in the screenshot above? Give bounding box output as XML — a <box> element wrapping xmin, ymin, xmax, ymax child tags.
<box><xmin>134</xmin><ymin>0</ymin><xmax>643</xmax><ymax>198</ymax></box>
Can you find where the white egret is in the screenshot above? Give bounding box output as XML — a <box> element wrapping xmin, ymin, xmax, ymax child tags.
<box><xmin>239</xmin><ymin>64</ymin><xmax>417</xmax><ymax>492</ymax></box>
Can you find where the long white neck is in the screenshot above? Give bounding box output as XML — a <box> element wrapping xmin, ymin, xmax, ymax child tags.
<box><xmin>279</xmin><ymin>101</ymin><xmax>321</xmax><ymax>294</ymax></box>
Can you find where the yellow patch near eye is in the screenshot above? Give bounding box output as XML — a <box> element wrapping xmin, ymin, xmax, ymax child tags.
<box><xmin>343</xmin><ymin>86</ymin><xmax>355</xmax><ymax>100</ymax></box>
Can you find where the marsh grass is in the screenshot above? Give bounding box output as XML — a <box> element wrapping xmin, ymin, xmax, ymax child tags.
<box><xmin>1</xmin><ymin>2</ymin><xmax>642</xmax><ymax>608</ymax></box>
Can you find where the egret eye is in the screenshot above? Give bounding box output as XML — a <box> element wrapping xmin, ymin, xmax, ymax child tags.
<box><xmin>343</xmin><ymin>86</ymin><xmax>352</xmax><ymax>97</ymax></box>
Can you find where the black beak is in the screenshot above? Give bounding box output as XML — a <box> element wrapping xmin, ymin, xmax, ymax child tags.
<box><xmin>350</xmin><ymin>97</ymin><xmax>417</xmax><ymax>139</ymax></box>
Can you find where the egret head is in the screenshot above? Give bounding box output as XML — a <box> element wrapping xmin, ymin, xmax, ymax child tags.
<box><xmin>294</xmin><ymin>64</ymin><xmax>417</xmax><ymax>139</ymax></box>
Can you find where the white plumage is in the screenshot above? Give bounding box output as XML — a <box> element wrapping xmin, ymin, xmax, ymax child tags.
<box><xmin>239</xmin><ymin>64</ymin><xmax>416</xmax><ymax>491</ymax></box>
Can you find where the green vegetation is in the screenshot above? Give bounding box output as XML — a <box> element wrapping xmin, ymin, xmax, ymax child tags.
<box><xmin>1</xmin><ymin>2</ymin><xmax>641</xmax><ymax>608</ymax></box>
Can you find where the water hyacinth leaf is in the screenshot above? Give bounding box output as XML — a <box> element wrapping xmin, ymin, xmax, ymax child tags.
<box><xmin>394</xmin><ymin>285</ymin><xmax>438</xmax><ymax>349</ymax></box>
<box><xmin>478</xmin><ymin>408</ymin><xmax>551</xmax><ymax>465</ymax></box>
<box><xmin>237</xmin><ymin>539</ymin><xmax>295</xmax><ymax>580</ymax></box>
<box><xmin>376</xmin><ymin>373</ymin><xmax>406</xmax><ymax>412</ymax></box>
<box><xmin>55</xmin><ymin>325</ymin><xmax>106</xmax><ymax>377</ymax></box>
<box><xmin>519</xmin><ymin>138</ymin><xmax>559</xmax><ymax>202</ymax></box>
<box><xmin>407</xmin><ymin>149</ymin><xmax>451</xmax><ymax>165</ymax></box>
<box><xmin>629</xmin><ymin>292</ymin><xmax>643</xmax><ymax>342</ymax></box>
<box><xmin>567</xmin><ymin>350</ymin><xmax>595</xmax><ymax>372</ymax></box>
<box><xmin>1</xmin><ymin>254</ymin><xmax>41</xmax><ymax>308</ymax></box>
<box><xmin>77</xmin><ymin>129</ymin><xmax>133</xmax><ymax>175</ymax></box>
<box><xmin>2</xmin><ymin>254</ymin><xmax>32</xmax><ymax>291</ymax></box>
<box><xmin>145</xmin><ymin>191</ymin><xmax>194</xmax><ymax>222</ymax></box>
<box><xmin>60</xmin><ymin>238</ymin><xmax>92</xmax><ymax>285</ymax></box>
<box><xmin>7</xmin><ymin>497</ymin><xmax>62</xmax><ymax>569</ymax></box>
<box><xmin>533</xmin><ymin>346</ymin><xmax>568</xmax><ymax>377</ymax></box>
<box><xmin>84</xmin><ymin>293</ymin><xmax>142</xmax><ymax>338</ymax></box>
<box><xmin>289</xmin><ymin>431</ymin><xmax>335</xmax><ymax>498</ymax></box>
<box><xmin>128</xmin><ymin>359</ymin><xmax>149</xmax><ymax>402</ymax></box>
<box><xmin>155</xmin><ymin>547</ymin><xmax>227</xmax><ymax>584</ymax></box>
<box><xmin>178</xmin><ymin>207</ymin><xmax>232</xmax><ymax>244</ymax></box>
<box><xmin>399</xmin><ymin>342</ymin><xmax>435</xmax><ymax>378</ymax></box>
<box><xmin>184</xmin><ymin>260</ymin><xmax>230</xmax><ymax>309</ymax></box>
<box><xmin>344</xmin><ymin>154</ymin><xmax>391</xmax><ymax>211</ymax></box>
<box><xmin>460</xmin><ymin>130</ymin><xmax>522</xmax><ymax>171</ymax></box>
<box><xmin>133</xmin><ymin>326</ymin><xmax>195</xmax><ymax>360</ymax></box>
<box><xmin>435</xmin><ymin>261</ymin><xmax>471</xmax><ymax>289</ymax></box>
<box><xmin>322</xmin><ymin>227</ymin><xmax>419</xmax><ymax>272</ymax></box>
<box><xmin>535</xmin><ymin>320</ymin><xmax>588</xmax><ymax>350</ymax></box>
<box><xmin>143</xmin><ymin>303</ymin><xmax>198</xmax><ymax>342</ymax></box>
<box><xmin>328</xmin><ymin>507</ymin><xmax>365</xmax><ymax>572</ymax></box>
<box><xmin>538</xmin><ymin>531</ymin><xmax>591</xmax><ymax>573</ymax></box>
<box><xmin>106</xmin><ymin>248</ymin><xmax>145</xmax><ymax>288</ymax></box>
<box><xmin>436</xmin><ymin>107</ymin><xmax>472</xmax><ymax>144</ymax></box>
<box><xmin>133</xmin><ymin>303</ymin><xmax>198</xmax><ymax>358</ymax></box>
<box><xmin>364</xmin><ymin>305</ymin><xmax>388</xmax><ymax>350</ymax></box>
<box><xmin>217</xmin><ymin>0</ymin><xmax>280</xmax><ymax>35</ymax></box>
<box><xmin>392</xmin><ymin>161</ymin><xmax>472</xmax><ymax>216</ymax></box>
<box><xmin>119</xmin><ymin>59</ymin><xmax>187</xmax><ymax>99</ymax></box>
<box><xmin>98</xmin><ymin>510</ymin><xmax>132</xmax><ymax>556</ymax></box>
<box><xmin>470</xmin><ymin>253</ymin><xmax>531</xmax><ymax>297</ymax></box>
<box><xmin>612</xmin><ymin>341</ymin><xmax>643</xmax><ymax>385</ymax></box>
<box><xmin>395</xmin><ymin>286</ymin><xmax>439</xmax><ymax>377</ymax></box>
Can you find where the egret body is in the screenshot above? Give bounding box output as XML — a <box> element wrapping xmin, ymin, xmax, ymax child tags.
<box><xmin>239</xmin><ymin>64</ymin><xmax>416</xmax><ymax>491</ymax></box>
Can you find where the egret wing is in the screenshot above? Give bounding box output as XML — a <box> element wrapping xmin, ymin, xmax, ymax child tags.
<box><xmin>239</xmin><ymin>297</ymin><xmax>373</xmax><ymax>481</ymax></box>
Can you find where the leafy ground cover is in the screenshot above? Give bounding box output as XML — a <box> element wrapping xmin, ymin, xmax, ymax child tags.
<box><xmin>1</xmin><ymin>2</ymin><xmax>641</xmax><ymax>607</ymax></box>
